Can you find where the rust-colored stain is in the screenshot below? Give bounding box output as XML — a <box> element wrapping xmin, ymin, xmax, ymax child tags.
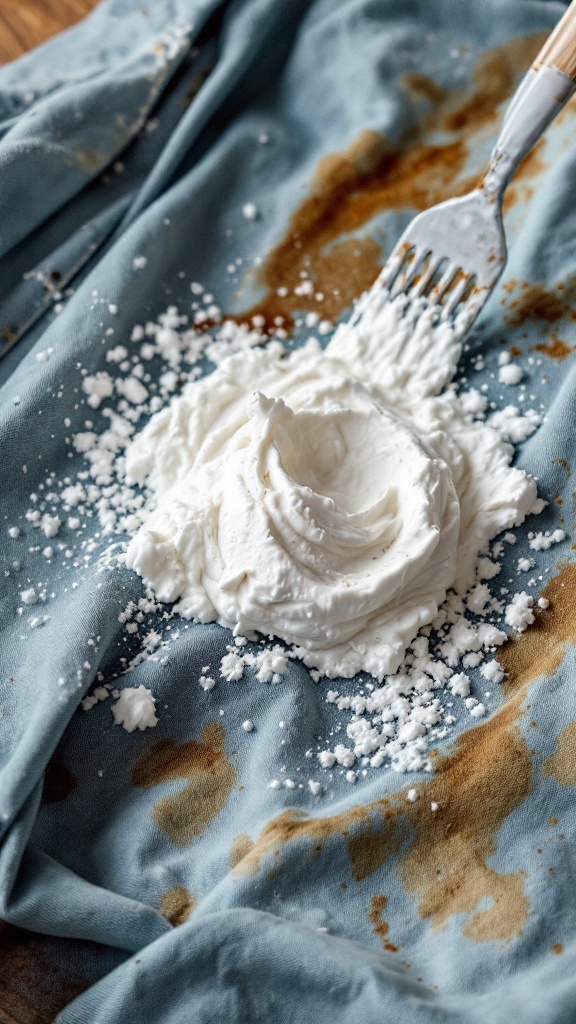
<box><xmin>232</xmin><ymin>687</ymin><xmax>533</xmax><ymax>942</ymax></box>
<box><xmin>132</xmin><ymin>721</ymin><xmax>236</xmax><ymax>847</ymax></box>
<box><xmin>396</xmin><ymin>690</ymin><xmax>532</xmax><ymax>942</ymax></box>
<box><xmin>231</xmin><ymin>33</ymin><xmax>547</xmax><ymax>334</ymax></box>
<box><xmin>367</xmin><ymin>895</ymin><xmax>399</xmax><ymax>953</ymax></box>
<box><xmin>42</xmin><ymin>745</ymin><xmax>77</xmax><ymax>804</ymax></box>
<box><xmin>503</xmin><ymin>277</ymin><xmax>576</xmax><ymax>329</ymax></box>
<box><xmin>553</xmin><ymin>459</ymin><xmax>572</xmax><ymax>477</ymax></box>
<box><xmin>500</xmin><ymin>563</ymin><xmax>576</xmax><ymax>694</ymax></box>
<box><xmin>159</xmin><ymin>886</ymin><xmax>197</xmax><ymax>927</ymax></box>
<box><xmin>543</xmin><ymin>723</ymin><xmax>576</xmax><ymax>787</ymax></box>
<box><xmin>231</xmin><ymin>564</ymin><xmax>576</xmax><ymax>944</ymax></box>
<box><xmin>534</xmin><ymin>333</ymin><xmax>574</xmax><ymax>360</ymax></box>
<box><xmin>552</xmin><ymin>942</ymin><xmax>564</xmax><ymax>955</ymax></box>
<box><xmin>230</xmin><ymin>832</ymin><xmax>255</xmax><ymax>870</ymax></box>
<box><xmin>0</xmin><ymin>922</ymin><xmax>101</xmax><ymax>1024</ymax></box>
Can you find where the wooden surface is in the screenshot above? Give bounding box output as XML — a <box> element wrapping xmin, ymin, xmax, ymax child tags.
<box><xmin>534</xmin><ymin>0</ymin><xmax>576</xmax><ymax>79</ymax></box>
<box><xmin>0</xmin><ymin>0</ymin><xmax>99</xmax><ymax>64</ymax></box>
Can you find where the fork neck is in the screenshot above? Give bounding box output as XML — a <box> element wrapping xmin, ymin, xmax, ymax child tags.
<box><xmin>480</xmin><ymin>65</ymin><xmax>574</xmax><ymax>203</ymax></box>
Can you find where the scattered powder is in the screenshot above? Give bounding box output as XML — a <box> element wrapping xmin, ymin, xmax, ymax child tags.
<box><xmin>242</xmin><ymin>203</ymin><xmax>258</xmax><ymax>220</ymax></box>
<box><xmin>498</xmin><ymin>363</ymin><xmax>524</xmax><ymax>385</ymax></box>
<box><xmin>529</xmin><ymin>529</ymin><xmax>566</xmax><ymax>551</ymax></box>
<box><xmin>111</xmin><ymin>686</ymin><xmax>158</xmax><ymax>732</ymax></box>
<box><xmin>9</xmin><ymin>271</ymin><xmax>562</xmax><ymax>781</ymax></box>
<box><xmin>124</xmin><ymin>293</ymin><xmax>536</xmax><ymax>681</ymax></box>
<box><xmin>504</xmin><ymin>592</ymin><xmax>535</xmax><ymax>632</ymax></box>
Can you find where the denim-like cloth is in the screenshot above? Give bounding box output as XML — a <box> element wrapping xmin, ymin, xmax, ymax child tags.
<box><xmin>1</xmin><ymin>1</ymin><xmax>576</xmax><ymax>1021</ymax></box>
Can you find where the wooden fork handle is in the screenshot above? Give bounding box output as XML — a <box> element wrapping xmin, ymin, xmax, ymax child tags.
<box><xmin>533</xmin><ymin>0</ymin><xmax>576</xmax><ymax>80</ymax></box>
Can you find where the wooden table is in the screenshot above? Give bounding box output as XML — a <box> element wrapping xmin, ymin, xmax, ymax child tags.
<box><xmin>0</xmin><ymin>0</ymin><xmax>98</xmax><ymax>64</ymax></box>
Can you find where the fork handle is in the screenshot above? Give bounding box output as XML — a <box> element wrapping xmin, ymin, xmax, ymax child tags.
<box><xmin>482</xmin><ymin>2</ymin><xmax>576</xmax><ymax>200</ymax></box>
<box><xmin>534</xmin><ymin>0</ymin><xmax>576</xmax><ymax>79</ymax></box>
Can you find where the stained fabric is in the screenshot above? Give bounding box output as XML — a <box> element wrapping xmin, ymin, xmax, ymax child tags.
<box><xmin>1</xmin><ymin>1</ymin><xmax>576</xmax><ymax>1021</ymax></box>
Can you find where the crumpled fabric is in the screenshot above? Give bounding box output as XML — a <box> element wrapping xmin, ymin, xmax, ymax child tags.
<box><xmin>1</xmin><ymin>1</ymin><xmax>576</xmax><ymax>1021</ymax></box>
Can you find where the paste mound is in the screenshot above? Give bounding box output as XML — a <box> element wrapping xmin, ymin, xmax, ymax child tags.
<box><xmin>125</xmin><ymin>295</ymin><xmax>536</xmax><ymax>680</ymax></box>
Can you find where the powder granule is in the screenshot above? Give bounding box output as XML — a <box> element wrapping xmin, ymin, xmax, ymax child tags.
<box><xmin>111</xmin><ymin>686</ymin><xmax>158</xmax><ymax>732</ymax></box>
<box><xmin>504</xmin><ymin>592</ymin><xmax>535</xmax><ymax>632</ymax></box>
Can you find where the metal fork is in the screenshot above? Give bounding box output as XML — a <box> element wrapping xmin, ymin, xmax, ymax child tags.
<box><xmin>358</xmin><ymin>2</ymin><xmax>576</xmax><ymax>338</ymax></box>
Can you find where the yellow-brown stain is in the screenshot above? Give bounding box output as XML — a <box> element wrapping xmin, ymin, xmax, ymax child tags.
<box><xmin>500</xmin><ymin>563</ymin><xmax>576</xmax><ymax>693</ymax></box>
<box><xmin>231</xmin><ymin>33</ymin><xmax>547</xmax><ymax>334</ymax></box>
<box><xmin>231</xmin><ymin>560</ymin><xmax>576</xmax><ymax>943</ymax></box>
<box><xmin>232</xmin><ymin>685</ymin><xmax>533</xmax><ymax>942</ymax></box>
<box><xmin>0</xmin><ymin>922</ymin><xmax>102</xmax><ymax>1024</ymax></box>
<box><xmin>553</xmin><ymin>459</ymin><xmax>572</xmax><ymax>477</ymax></box>
<box><xmin>534</xmin><ymin>333</ymin><xmax>574</xmax><ymax>360</ymax></box>
<box><xmin>132</xmin><ymin>721</ymin><xmax>236</xmax><ymax>847</ymax></box>
<box><xmin>552</xmin><ymin>942</ymin><xmax>564</xmax><ymax>954</ymax></box>
<box><xmin>159</xmin><ymin>886</ymin><xmax>197</xmax><ymax>927</ymax></box>
<box><xmin>503</xmin><ymin>277</ymin><xmax>576</xmax><ymax>329</ymax></box>
<box><xmin>230</xmin><ymin>832</ymin><xmax>255</xmax><ymax>870</ymax></box>
<box><xmin>367</xmin><ymin>895</ymin><xmax>399</xmax><ymax>952</ymax></box>
<box><xmin>543</xmin><ymin>723</ymin><xmax>576</xmax><ymax>786</ymax></box>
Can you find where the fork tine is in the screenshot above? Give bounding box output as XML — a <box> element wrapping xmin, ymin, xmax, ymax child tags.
<box><xmin>411</xmin><ymin>253</ymin><xmax>444</xmax><ymax>298</ymax></box>
<box><xmin>454</xmin><ymin>287</ymin><xmax>486</xmax><ymax>332</ymax></box>
<box><xmin>390</xmin><ymin>245</ymin><xmax>428</xmax><ymax>298</ymax></box>
<box><xmin>430</xmin><ymin>261</ymin><xmax>459</xmax><ymax>305</ymax></box>
<box><xmin>378</xmin><ymin>242</ymin><xmax>412</xmax><ymax>291</ymax></box>
<box><xmin>442</xmin><ymin>272</ymin><xmax>474</xmax><ymax>319</ymax></box>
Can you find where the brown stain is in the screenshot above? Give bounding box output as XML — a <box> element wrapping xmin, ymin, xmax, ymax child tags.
<box><xmin>42</xmin><ymin>745</ymin><xmax>77</xmax><ymax>804</ymax></box>
<box><xmin>0</xmin><ymin>922</ymin><xmax>102</xmax><ymax>1024</ymax></box>
<box><xmin>552</xmin><ymin>943</ymin><xmax>564</xmax><ymax>955</ymax></box>
<box><xmin>504</xmin><ymin>277</ymin><xmax>576</xmax><ymax>329</ymax></box>
<box><xmin>534</xmin><ymin>333</ymin><xmax>574</xmax><ymax>360</ymax></box>
<box><xmin>367</xmin><ymin>894</ymin><xmax>399</xmax><ymax>953</ymax></box>
<box><xmin>159</xmin><ymin>886</ymin><xmax>197</xmax><ymax>927</ymax></box>
<box><xmin>543</xmin><ymin>723</ymin><xmax>576</xmax><ymax>787</ymax></box>
<box><xmin>184</xmin><ymin>65</ymin><xmax>214</xmax><ymax>107</ymax></box>
<box><xmin>132</xmin><ymin>721</ymin><xmax>236</xmax><ymax>847</ymax></box>
<box><xmin>234</xmin><ymin>684</ymin><xmax>533</xmax><ymax>942</ymax></box>
<box><xmin>230</xmin><ymin>33</ymin><xmax>547</xmax><ymax>334</ymax></box>
<box><xmin>397</xmin><ymin>690</ymin><xmax>532</xmax><ymax>942</ymax></box>
<box><xmin>230</xmin><ymin>832</ymin><xmax>255</xmax><ymax>870</ymax></box>
<box><xmin>500</xmin><ymin>563</ymin><xmax>576</xmax><ymax>694</ymax></box>
<box><xmin>553</xmin><ymin>459</ymin><xmax>572</xmax><ymax>478</ymax></box>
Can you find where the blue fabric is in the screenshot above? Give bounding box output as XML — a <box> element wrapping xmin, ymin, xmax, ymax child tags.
<box><xmin>1</xmin><ymin>0</ymin><xmax>576</xmax><ymax>1021</ymax></box>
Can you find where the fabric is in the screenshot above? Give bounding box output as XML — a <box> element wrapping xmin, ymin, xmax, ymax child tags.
<box><xmin>1</xmin><ymin>0</ymin><xmax>576</xmax><ymax>1021</ymax></box>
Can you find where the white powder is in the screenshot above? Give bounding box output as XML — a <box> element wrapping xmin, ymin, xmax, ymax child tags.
<box><xmin>124</xmin><ymin>293</ymin><xmax>536</xmax><ymax>681</ymax></box>
<box><xmin>498</xmin><ymin>363</ymin><xmax>524</xmax><ymax>385</ymax></box>
<box><xmin>504</xmin><ymin>592</ymin><xmax>535</xmax><ymax>632</ymax></box>
<box><xmin>22</xmin><ymin>276</ymin><xmax>559</xmax><ymax>780</ymax></box>
<box><xmin>111</xmin><ymin>686</ymin><xmax>158</xmax><ymax>732</ymax></box>
<box><xmin>480</xmin><ymin>659</ymin><xmax>504</xmax><ymax>684</ymax></box>
<box><xmin>529</xmin><ymin>529</ymin><xmax>566</xmax><ymax>551</ymax></box>
<box><xmin>488</xmin><ymin>405</ymin><xmax>542</xmax><ymax>444</ymax></box>
<box><xmin>20</xmin><ymin>588</ymin><xmax>37</xmax><ymax>605</ymax></box>
<box><xmin>8</xmin><ymin>527</ymin><xmax>20</xmax><ymax>539</ymax></box>
<box><xmin>82</xmin><ymin>372</ymin><xmax>114</xmax><ymax>409</ymax></box>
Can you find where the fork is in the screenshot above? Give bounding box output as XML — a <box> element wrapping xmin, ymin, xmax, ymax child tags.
<box><xmin>357</xmin><ymin>2</ymin><xmax>576</xmax><ymax>339</ymax></box>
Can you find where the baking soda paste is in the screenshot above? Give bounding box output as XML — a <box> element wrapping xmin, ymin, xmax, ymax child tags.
<box><xmin>124</xmin><ymin>292</ymin><xmax>536</xmax><ymax>680</ymax></box>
